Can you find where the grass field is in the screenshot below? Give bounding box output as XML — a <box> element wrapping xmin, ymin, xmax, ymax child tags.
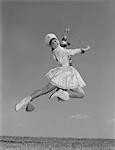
<box><xmin>0</xmin><ymin>136</ymin><xmax>115</xmax><ymax>150</ymax></box>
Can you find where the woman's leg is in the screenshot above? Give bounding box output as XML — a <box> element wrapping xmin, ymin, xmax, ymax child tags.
<box><xmin>49</xmin><ymin>86</ymin><xmax>85</xmax><ymax>102</ymax></box>
<box><xmin>25</xmin><ymin>83</ymin><xmax>57</xmax><ymax>112</ymax></box>
<box><xmin>49</xmin><ymin>88</ymin><xmax>69</xmax><ymax>101</ymax></box>
<box><xmin>30</xmin><ymin>83</ymin><xmax>57</xmax><ymax>102</ymax></box>
<box><xmin>68</xmin><ymin>86</ymin><xmax>85</xmax><ymax>98</ymax></box>
<box><xmin>15</xmin><ymin>83</ymin><xmax>57</xmax><ymax>112</ymax></box>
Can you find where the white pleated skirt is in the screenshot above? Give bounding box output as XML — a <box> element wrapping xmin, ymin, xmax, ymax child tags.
<box><xmin>46</xmin><ymin>66</ymin><xmax>86</xmax><ymax>89</ymax></box>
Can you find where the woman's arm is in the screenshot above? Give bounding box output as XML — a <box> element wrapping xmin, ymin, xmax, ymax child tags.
<box><xmin>60</xmin><ymin>28</ymin><xmax>71</xmax><ymax>47</ymax></box>
<box><xmin>67</xmin><ymin>45</ymin><xmax>90</xmax><ymax>55</ymax></box>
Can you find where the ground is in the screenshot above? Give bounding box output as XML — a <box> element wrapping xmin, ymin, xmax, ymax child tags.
<box><xmin>0</xmin><ymin>136</ymin><xmax>115</xmax><ymax>150</ymax></box>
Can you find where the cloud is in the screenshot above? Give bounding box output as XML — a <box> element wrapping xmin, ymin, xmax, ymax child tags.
<box><xmin>68</xmin><ymin>114</ymin><xmax>91</xmax><ymax>119</ymax></box>
<box><xmin>107</xmin><ymin>119</ymin><xmax>115</xmax><ymax>124</ymax></box>
<box><xmin>16</xmin><ymin>123</ymin><xmax>24</xmax><ymax>126</ymax></box>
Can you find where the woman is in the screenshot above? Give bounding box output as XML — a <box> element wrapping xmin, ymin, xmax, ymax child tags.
<box><xmin>15</xmin><ymin>32</ymin><xmax>90</xmax><ymax>112</ymax></box>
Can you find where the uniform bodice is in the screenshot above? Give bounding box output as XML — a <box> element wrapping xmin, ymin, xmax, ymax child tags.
<box><xmin>53</xmin><ymin>46</ymin><xmax>72</xmax><ymax>66</ymax></box>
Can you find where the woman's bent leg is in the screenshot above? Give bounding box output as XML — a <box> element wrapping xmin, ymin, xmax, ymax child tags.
<box><xmin>69</xmin><ymin>86</ymin><xmax>85</xmax><ymax>98</ymax></box>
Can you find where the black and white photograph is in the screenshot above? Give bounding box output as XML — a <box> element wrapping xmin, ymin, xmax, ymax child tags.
<box><xmin>0</xmin><ymin>0</ymin><xmax>115</xmax><ymax>149</ymax></box>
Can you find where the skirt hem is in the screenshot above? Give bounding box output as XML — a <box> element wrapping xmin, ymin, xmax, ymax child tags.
<box><xmin>46</xmin><ymin>66</ymin><xmax>86</xmax><ymax>89</ymax></box>
<box><xmin>46</xmin><ymin>74</ymin><xmax>86</xmax><ymax>90</ymax></box>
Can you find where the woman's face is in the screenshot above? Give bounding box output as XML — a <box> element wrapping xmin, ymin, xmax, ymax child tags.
<box><xmin>50</xmin><ymin>38</ymin><xmax>59</xmax><ymax>49</ymax></box>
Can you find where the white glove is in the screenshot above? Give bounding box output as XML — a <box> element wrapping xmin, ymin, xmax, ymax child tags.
<box><xmin>65</xmin><ymin>28</ymin><xmax>70</xmax><ymax>33</ymax></box>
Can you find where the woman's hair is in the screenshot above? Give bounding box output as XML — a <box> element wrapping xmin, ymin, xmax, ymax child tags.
<box><xmin>49</xmin><ymin>38</ymin><xmax>57</xmax><ymax>46</ymax></box>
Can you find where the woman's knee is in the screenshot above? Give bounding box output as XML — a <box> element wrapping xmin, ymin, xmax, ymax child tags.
<box><xmin>78</xmin><ymin>88</ymin><xmax>85</xmax><ymax>98</ymax></box>
<box><xmin>69</xmin><ymin>92</ymin><xmax>85</xmax><ymax>98</ymax></box>
<box><xmin>78</xmin><ymin>91</ymin><xmax>85</xmax><ymax>98</ymax></box>
<box><xmin>70</xmin><ymin>88</ymin><xmax>85</xmax><ymax>98</ymax></box>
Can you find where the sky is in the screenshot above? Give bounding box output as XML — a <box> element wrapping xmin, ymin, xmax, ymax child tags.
<box><xmin>1</xmin><ymin>0</ymin><xmax>115</xmax><ymax>138</ymax></box>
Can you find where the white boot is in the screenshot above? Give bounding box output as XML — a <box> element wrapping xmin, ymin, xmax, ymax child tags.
<box><xmin>50</xmin><ymin>89</ymin><xmax>70</xmax><ymax>101</ymax></box>
<box><xmin>15</xmin><ymin>96</ymin><xmax>32</xmax><ymax>112</ymax></box>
